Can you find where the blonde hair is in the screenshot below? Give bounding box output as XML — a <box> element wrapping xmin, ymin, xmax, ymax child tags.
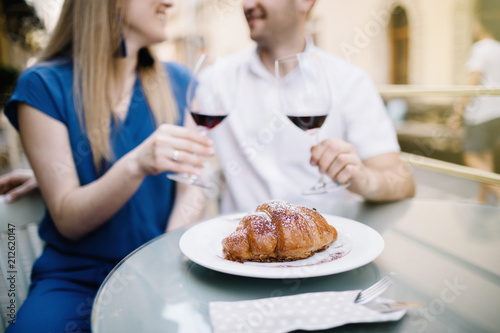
<box><xmin>39</xmin><ymin>0</ymin><xmax>178</xmax><ymax>171</ymax></box>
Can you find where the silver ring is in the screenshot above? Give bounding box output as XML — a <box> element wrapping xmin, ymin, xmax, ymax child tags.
<box><xmin>172</xmin><ymin>150</ymin><xmax>180</xmax><ymax>161</ymax></box>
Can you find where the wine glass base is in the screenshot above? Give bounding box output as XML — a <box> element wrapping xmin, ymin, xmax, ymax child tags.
<box><xmin>302</xmin><ymin>181</ymin><xmax>350</xmax><ymax>196</ymax></box>
<box><xmin>167</xmin><ymin>173</ymin><xmax>211</xmax><ymax>189</ymax></box>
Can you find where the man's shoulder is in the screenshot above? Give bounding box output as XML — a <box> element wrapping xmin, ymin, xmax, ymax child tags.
<box><xmin>315</xmin><ymin>48</ymin><xmax>365</xmax><ymax>74</ymax></box>
<box><xmin>197</xmin><ymin>48</ymin><xmax>255</xmax><ymax>82</ymax></box>
<box><xmin>214</xmin><ymin>48</ymin><xmax>255</xmax><ymax>70</ymax></box>
<box><xmin>313</xmin><ymin>47</ymin><xmax>372</xmax><ymax>85</ymax></box>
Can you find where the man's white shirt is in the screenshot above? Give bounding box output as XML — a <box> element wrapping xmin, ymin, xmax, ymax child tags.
<box><xmin>203</xmin><ymin>39</ymin><xmax>400</xmax><ymax>213</ymax></box>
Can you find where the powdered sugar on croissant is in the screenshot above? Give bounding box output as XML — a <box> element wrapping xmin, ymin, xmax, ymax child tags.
<box><xmin>222</xmin><ymin>200</ymin><xmax>338</xmax><ymax>262</ymax></box>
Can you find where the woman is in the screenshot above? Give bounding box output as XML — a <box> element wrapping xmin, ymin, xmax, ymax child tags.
<box><xmin>449</xmin><ymin>0</ymin><xmax>500</xmax><ymax>204</ymax></box>
<box><xmin>4</xmin><ymin>0</ymin><xmax>213</xmax><ymax>332</ymax></box>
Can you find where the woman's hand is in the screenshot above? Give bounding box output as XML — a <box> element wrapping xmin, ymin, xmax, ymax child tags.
<box><xmin>0</xmin><ymin>169</ymin><xmax>38</xmax><ymax>203</ymax></box>
<box><xmin>129</xmin><ymin>123</ymin><xmax>215</xmax><ymax>177</ymax></box>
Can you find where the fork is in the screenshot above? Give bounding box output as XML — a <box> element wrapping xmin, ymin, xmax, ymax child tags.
<box><xmin>354</xmin><ymin>275</ymin><xmax>394</xmax><ymax>305</ymax></box>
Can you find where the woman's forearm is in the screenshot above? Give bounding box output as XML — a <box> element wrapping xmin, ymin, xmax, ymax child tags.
<box><xmin>19</xmin><ymin>105</ymin><xmax>146</xmax><ymax>241</ymax></box>
<box><xmin>53</xmin><ymin>151</ymin><xmax>145</xmax><ymax>241</ymax></box>
<box><xmin>19</xmin><ymin>104</ymin><xmax>213</xmax><ymax>241</ymax></box>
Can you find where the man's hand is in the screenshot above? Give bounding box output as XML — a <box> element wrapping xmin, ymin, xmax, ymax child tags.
<box><xmin>310</xmin><ymin>139</ymin><xmax>415</xmax><ymax>201</ymax></box>
<box><xmin>0</xmin><ymin>169</ymin><xmax>38</xmax><ymax>203</ymax></box>
<box><xmin>310</xmin><ymin>139</ymin><xmax>369</xmax><ymax>191</ymax></box>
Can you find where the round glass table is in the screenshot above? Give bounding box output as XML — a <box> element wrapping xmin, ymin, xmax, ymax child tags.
<box><xmin>91</xmin><ymin>199</ymin><xmax>500</xmax><ymax>332</ymax></box>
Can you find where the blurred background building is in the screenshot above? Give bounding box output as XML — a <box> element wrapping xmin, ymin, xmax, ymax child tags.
<box><xmin>1</xmin><ymin>0</ymin><xmax>499</xmax><ymax>202</ymax></box>
<box><xmin>163</xmin><ymin>0</ymin><xmax>474</xmax><ymax>87</ymax></box>
<box><xmin>161</xmin><ymin>0</ymin><xmax>482</xmax><ymax>165</ymax></box>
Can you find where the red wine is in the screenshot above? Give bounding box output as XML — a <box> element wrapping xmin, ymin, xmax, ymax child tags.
<box><xmin>191</xmin><ymin>112</ymin><xmax>227</xmax><ymax>129</ymax></box>
<box><xmin>288</xmin><ymin>115</ymin><xmax>327</xmax><ymax>131</ymax></box>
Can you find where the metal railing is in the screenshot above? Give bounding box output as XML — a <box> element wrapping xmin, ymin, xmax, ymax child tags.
<box><xmin>400</xmin><ymin>152</ymin><xmax>500</xmax><ymax>186</ymax></box>
<box><xmin>378</xmin><ymin>85</ymin><xmax>500</xmax><ymax>97</ymax></box>
<box><xmin>378</xmin><ymin>84</ymin><xmax>500</xmax><ymax>187</ymax></box>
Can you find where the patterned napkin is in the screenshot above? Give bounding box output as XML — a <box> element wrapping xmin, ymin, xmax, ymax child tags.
<box><xmin>209</xmin><ymin>290</ymin><xmax>406</xmax><ymax>333</ymax></box>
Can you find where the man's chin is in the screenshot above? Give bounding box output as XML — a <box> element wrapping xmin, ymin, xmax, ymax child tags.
<box><xmin>248</xmin><ymin>27</ymin><xmax>264</xmax><ymax>40</ymax></box>
<box><xmin>249</xmin><ymin>30</ymin><xmax>259</xmax><ymax>41</ymax></box>
<box><xmin>249</xmin><ymin>34</ymin><xmax>263</xmax><ymax>44</ymax></box>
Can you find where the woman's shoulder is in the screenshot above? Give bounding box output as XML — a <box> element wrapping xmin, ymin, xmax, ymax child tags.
<box><xmin>5</xmin><ymin>57</ymin><xmax>74</xmax><ymax>130</ymax></box>
<box><xmin>18</xmin><ymin>57</ymin><xmax>73</xmax><ymax>86</ymax></box>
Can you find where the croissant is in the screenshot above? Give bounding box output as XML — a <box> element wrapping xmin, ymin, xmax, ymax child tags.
<box><xmin>222</xmin><ymin>200</ymin><xmax>338</xmax><ymax>262</ymax></box>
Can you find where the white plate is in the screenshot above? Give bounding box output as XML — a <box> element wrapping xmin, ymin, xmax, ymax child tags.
<box><xmin>179</xmin><ymin>213</ymin><xmax>384</xmax><ymax>279</ymax></box>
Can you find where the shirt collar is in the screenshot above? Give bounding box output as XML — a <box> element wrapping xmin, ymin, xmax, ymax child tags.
<box><xmin>248</xmin><ymin>46</ymin><xmax>274</xmax><ymax>81</ymax></box>
<box><xmin>248</xmin><ymin>35</ymin><xmax>317</xmax><ymax>80</ymax></box>
<box><xmin>304</xmin><ymin>35</ymin><xmax>317</xmax><ymax>52</ymax></box>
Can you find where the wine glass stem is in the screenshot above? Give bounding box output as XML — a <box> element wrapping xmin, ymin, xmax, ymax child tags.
<box><xmin>197</xmin><ymin>126</ymin><xmax>208</xmax><ymax>136</ymax></box>
<box><xmin>308</xmin><ymin>128</ymin><xmax>320</xmax><ymax>145</ymax></box>
<box><xmin>309</xmin><ymin>128</ymin><xmax>329</xmax><ymax>189</ymax></box>
<box><xmin>316</xmin><ymin>175</ymin><xmax>331</xmax><ymax>190</ymax></box>
<box><xmin>197</xmin><ymin>126</ymin><xmax>210</xmax><ymax>169</ymax></box>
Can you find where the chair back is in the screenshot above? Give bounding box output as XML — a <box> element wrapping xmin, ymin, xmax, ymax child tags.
<box><xmin>0</xmin><ymin>192</ymin><xmax>45</xmax><ymax>329</ymax></box>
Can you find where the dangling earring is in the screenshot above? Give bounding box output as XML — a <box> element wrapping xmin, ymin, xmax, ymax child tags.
<box><xmin>117</xmin><ymin>15</ymin><xmax>127</xmax><ymax>58</ymax></box>
<box><xmin>119</xmin><ymin>31</ymin><xmax>127</xmax><ymax>58</ymax></box>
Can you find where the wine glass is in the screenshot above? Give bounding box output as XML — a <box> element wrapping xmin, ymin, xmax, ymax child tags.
<box><xmin>167</xmin><ymin>54</ymin><xmax>229</xmax><ymax>188</ymax></box>
<box><xmin>275</xmin><ymin>52</ymin><xmax>350</xmax><ymax>195</ymax></box>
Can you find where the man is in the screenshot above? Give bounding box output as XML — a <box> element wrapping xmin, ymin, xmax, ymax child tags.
<box><xmin>1</xmin><ymin>0</ymin><xmax>415</xmax><ymax>212</ymax></box>
<box><xmin>206</xmin><ymin>0</ymin><xmax>414</xmax><ymax>212</ymax></box>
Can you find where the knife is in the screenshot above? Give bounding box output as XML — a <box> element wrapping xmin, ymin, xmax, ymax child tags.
<box><xmin>366</xmin><ymin>301</ymin><xmax>424</xmax><ymax>313</ymax></box>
